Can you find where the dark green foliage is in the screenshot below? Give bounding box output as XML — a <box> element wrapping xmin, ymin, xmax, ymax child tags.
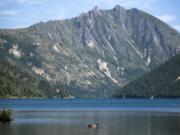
<box><xmin>0</xmin><ymin>109</ymin><xmax>12</xmax><ymax>123</ymax></box>
<box><xmin>0</xmin><ymin>59</ymin><xmax>70</xmax><ymax>98</ymax></box>
<box><xmin>0</xmin><ymin>60</ymin><xmax>42</xmax><ymax>98</ymax></box>
<box><xmin>114</xmin><ymin>54</ymin><xmax>180</xmax><ymax>98</ymax></box>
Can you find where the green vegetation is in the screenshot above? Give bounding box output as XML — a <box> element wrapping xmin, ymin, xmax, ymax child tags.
<box><xmin>0</xmin><ymin>109</ymin><xmax>12</xmax><ymax>123</ymax></box>
<box><xmin>0</xmin><ymin>59</ymin><xmax>70</xmax><ymax>98</ymax></box>
<box><xmin>114</xmin><ymin>54</ymin><xmax>180</xmax><ymax>98</ymax></box>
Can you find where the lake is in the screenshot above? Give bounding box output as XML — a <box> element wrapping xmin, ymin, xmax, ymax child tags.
<box><xmin>0</xmin><ymin>99</ymin><xmax>180</xmax><ymax>135</ymax></box>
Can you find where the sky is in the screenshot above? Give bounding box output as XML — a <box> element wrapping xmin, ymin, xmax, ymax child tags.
<box><xmin>0</xmin><ymin>0</ymin><xmax>180</xmax><ymax>32</ymax></box>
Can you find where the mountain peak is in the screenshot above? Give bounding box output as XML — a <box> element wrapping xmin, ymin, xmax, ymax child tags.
<box><xmin>113</xmin><ymin>5</ymin><xmax>125</xmax><ymax>11</ymax></box>
<box><xmin>93</xmin><ymin>6</ymin><xmax>99</xmax><ymax>11</ymax></box>
<box><xmin>90</xmin><ymin>6</ymin><xmax>102</xmax><ymax>15</ymax></box>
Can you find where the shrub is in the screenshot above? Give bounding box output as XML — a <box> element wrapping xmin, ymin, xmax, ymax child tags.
<box><xmin>0</xmin><ymin>109</ymin><xmax>13</xmax><ymax>123</ymax></box>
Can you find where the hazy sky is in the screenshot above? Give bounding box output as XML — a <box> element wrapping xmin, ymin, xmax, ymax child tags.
<box><xmin>0</xmin><ymin>0</ymin><xmax>180</xmax><ymax>31</ymax></box>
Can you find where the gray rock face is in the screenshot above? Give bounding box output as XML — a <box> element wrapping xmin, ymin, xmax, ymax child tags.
<box><xmin>0</xmin><ymin>5</ymin><xmax>180</xmax><ymax>97</ymax></box>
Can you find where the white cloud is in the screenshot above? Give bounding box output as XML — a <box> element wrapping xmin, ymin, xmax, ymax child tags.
<box><xmin>89</xmin><ymin>0</ymin><xmax>155</xmax><ymax>8</ymax></box>
<box><xmin>157</xmin><ymin>15</ymin><xmax>176</xmax><ymax>23</ymax></box>
<box><xmin>0</xmin><ymin>10</ymin><xmax>20</xmax><ymax>16</ymax></box>
<box><xmin>0</xmin><ymin>0</ymin><xmax>8</xmax><ymax>6</ymax></box>
<box><xmin>173</xmin><ymin>25</ymin><xmax>180</xmax><ymax>32</ymax></box>
<box><xmin>15</xmin><ymin>0</ymin><xmax>47</xmax><ymax>5</ymax></box>
<box><xmin>84</xmin><ymin>0</ymin><xmax>152</xmax><ymax>7</ymax></box>
<box><xmin>15</xmin><ymin>0</ymin><xmax>28</xmax><ymax>4</ymax></box>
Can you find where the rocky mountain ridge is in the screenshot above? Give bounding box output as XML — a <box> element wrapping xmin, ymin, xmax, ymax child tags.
<box><xmin>0</xmin><ymin>5</ymin><xmax>180</xmax><ymax>97</ymax></box>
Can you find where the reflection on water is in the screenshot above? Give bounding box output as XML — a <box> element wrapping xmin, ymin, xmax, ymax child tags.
<box><xmin>1</xmin><ymin>111</ymin><xmax>180</xmax><ymax>135</ymax></box>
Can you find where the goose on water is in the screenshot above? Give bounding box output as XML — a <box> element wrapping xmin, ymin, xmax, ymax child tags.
<box><xmin>88</xmin><ymin>123</ymin><xmax>99</xmax><ymax>128</ymax></box>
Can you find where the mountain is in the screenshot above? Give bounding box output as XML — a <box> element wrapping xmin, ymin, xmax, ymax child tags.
<box><xmin>0</xmin><ymin>5</ymin><xmax>180</xmax><ymax>97</ymax></box>
<box><xmin>0</xmin><ymin>52</ymin><xmax>69</xmax><ymax>98</ymax></box>
<box><xmin>0</xmin><ymin>60</ymin><xmax>70</xmax><ymax>98</ymax></box>
<box><xmin>114</xmin><ymin>54</ymin><xmax>180</xmax><ymax>98</ymax></box>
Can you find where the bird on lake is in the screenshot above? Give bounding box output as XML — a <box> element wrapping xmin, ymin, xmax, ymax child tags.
<box><xmin>88</xmin><ymin>123</ymin><xmax>99</xmax><ymax>128</ymax></box>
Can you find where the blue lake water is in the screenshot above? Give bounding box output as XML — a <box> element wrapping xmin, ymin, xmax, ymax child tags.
<box><xmin>0</xmin><ymin>99</ymin><xmax>180</xmax><ymax>135</ymax></box>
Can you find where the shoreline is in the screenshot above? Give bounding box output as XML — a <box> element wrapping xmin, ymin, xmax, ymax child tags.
<box><xmin>4</xmin><ymin>108</ymin><xmax>180</xmax><ymax>114</ymax></box>
<box><xmin>1</xmin><ymin>95</ymin><xmax>180</xmax><ymax>99</ymax></box>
